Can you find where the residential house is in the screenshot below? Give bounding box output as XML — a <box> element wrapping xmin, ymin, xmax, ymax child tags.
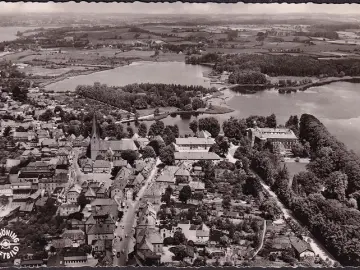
<box><xmin>92</xmin><ymin>160</ymin><xmax>111</xmax><ymax>174</ymax></box>
<box><xmin>13</xmin><ymin>131</ymin><xmax>34</xmax><ymax>142</ymax></box>
<box><xmin>41</xmin><ymin>138</ymin><xmax>58</xmax><ymax>148</ymax></box>
<box><xmin>188</xmin><ymin>181</ymin><xmax>206</xmax><ymax>194</ymax></box>
<box><xmin>84</xmin><ymin>187</ymin><xmax>97</xmax><ymax>201</ymax></box>
<box><xmin>143</xmin><ymin>184</ymin><xmax>161</xmax><ymax>206</ymax></box>
<box><xmin>174</xmin><ymin>164</ymin><xmax>191</xmax><ymax>184</ymax></box>
<box><xmin>67</xmin><ymin>184</ymin><xmax>82</xmax><ymax>203</ymax></box>
<box><xmin>156</xmin><ymin>166</ymin><xmax>178</xmax><ymax>187</ymax></box>
<box><xmin>290</xmin><ymin>237</ymin><xmax>315</xmax><ymax>260</ymax></box>
<box><xmin>59</xmin><ymin>204</ymin><xmax>81</xmax><ymax>217</ymax></box>
<box><xmin>175</xmin><ymin>137</ymin><xmax>215</xmax><ymax>151</ymax></box>
<box><xmin>136</xmin><ymin>227</ymin><xmax>163</xmax><ymax>265</ymax></box>
<box><xmin>87</xmin><ymin>223</ymin><xmax>115</xmax><ymax>245</ymax></box>
<box><xmin>112</xmin><ymin>159</ymin><xmax>128</xmax><ymax>168</ymax></box>
<box><xmin>37</xmin><ymin>129</ymin><xmax>50</xmax><ymax>139</ymax></box>
<box><xmin>82</xmin><ymin>160</ymin><xmax>93</xmax><ymax>174</ymax></box>
<box><xmin>109</xmin><ymin>167</ymin><xmax>133</xmax><ymax>198</ymax></box>
<box><xmin>63</xmin><ymin>248</ymin><xmax>88</xmax><ymax>266</ymax></box>
<box><xmin>61</xmin><ymin>229</ymin><xmax>86</xmax><ymax>245</ymax></box>
<box><xmin>176</xmin><ymin>222</ymin><xmax>210</xmax><ymax>246</ymax></box>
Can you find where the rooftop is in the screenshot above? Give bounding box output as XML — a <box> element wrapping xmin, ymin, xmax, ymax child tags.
<box><xmin>250</xmin><ymin>127</ymin><xmax>298</xmax><ymax>140</ymax></box>
<box><xmin>176</xmin><ymin>137</ymin><xmax>215</xmax><ymax>146</ymax></box>
<box><xmin>175</xmin><ymin>152</ymin><xmax>220</xmax><ymax>161</ymax></box>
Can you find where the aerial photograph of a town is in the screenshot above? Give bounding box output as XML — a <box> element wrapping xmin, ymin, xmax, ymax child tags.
<box><xmin>1</xmin><ymin>1</ymin><xmax>360</xmax><ymax>267</ymax></box>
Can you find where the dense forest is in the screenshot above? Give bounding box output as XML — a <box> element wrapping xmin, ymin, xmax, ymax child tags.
<box><xmin>75</xmin><ymin>82</ymin><xmax>215</xmax><ymax>112</ymax></box>
<box><xmin>228</xmin><ymin>113</ymin><xmax>360</xmax><ymax>266</ymax></box>
<box><xmin>186</xmin><ymin>53</ymin><xmax>360</xmax><ymax>77</ymax></box>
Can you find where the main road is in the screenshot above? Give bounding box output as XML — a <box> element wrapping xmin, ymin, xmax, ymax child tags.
<box><xmin>113</xmin><ymin>158</ymin><xmax>161</xmax><ymax>266</ymax></box>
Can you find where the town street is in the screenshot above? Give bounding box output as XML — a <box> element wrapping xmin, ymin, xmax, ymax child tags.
<box><xmin>113</xmin><ymin>158</ymin><xmax>161</xmax><ymax>266</ymax></box>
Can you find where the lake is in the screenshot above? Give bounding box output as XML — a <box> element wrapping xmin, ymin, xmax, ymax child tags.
<box><xmin>46</xmin><ymin>61</ymin><xmax>360</xmax><ymax>155</ymax></box>
<box><xmin>0</xmin><ymin>26</ymin><xmax>39</xmax><ymax>42</ymax></box>
<box><xmin>139</xmin><ymin>82</ymin><xmax>360</xmax><ymax>156</ymax></box>
<box><xmin>45</xmin><ymin>61</ymin><xmax>213</xmax><ymax>92</ymax></box>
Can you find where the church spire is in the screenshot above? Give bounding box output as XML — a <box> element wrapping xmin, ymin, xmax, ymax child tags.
<box><xmin>91</xmin><ymin>112</ymin><xmax>99</xmax><ymax>139</ymax></box>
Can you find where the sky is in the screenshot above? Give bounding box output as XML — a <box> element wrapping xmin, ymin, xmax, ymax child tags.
<box><xmin>0</xmin><ymin>2</ymin><xmax>360</xmax><ymax>15</ymax></box>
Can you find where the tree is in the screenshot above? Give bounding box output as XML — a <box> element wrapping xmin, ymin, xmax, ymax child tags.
<box><xmin>179</xmin><ymin>185</ymin><xmax>192</xmax><ymax>204</ymax></box>
<box><xmin>138</xmin><ymin>123</ymin><xmax>148</xmax><ymax>138</ymax></box>
<box><xmin>154</xmin><ymin>108</ymin><xmax>160</xmax><ymax>116</ymax></box>
<box><xmin>172</xmin><ymin>245</ymin><xmax>188</xmax><ymax>261</ymax></box>
<box><xmin>141</xmin><ymin>146</ymin><xmax>156</xmax><ymax>159</ymax></box>
<box><xmin>219</xmin><ymin>235</ymin><xmax>230</xmax><ymax>247</ymax></box>
<box><xmin>12</xmin><ymin>85</ymin><xmax>28</xmax><ymax>102</ymax></box>
<box><xmin>149</xmin><ymin>120</ymin><xmax>164</xmax><ymax>136</ymax></box>
<box><xmin>192</xmin><ymin>98</ymin><xmax>204</xmax><ymax>110</ymax></box>
<box><xmin>215</xmin><ymin>135</ymin><xmax>230</xmax><ymax>156</ymax></box>
<box><xmin>127</xmin><ymin>126</ymin><xmax>134</xmax><ymax>138</ymax></box>
<box><xmin>173</xmin><ymin>231</ymin><xmax>187</xmax><ymax>245</ymax></box>
<box><xmin>292</xmin><ymin>171</ymin><xmax>322</xmax><ymax>196</ymax></box>
<box><xmin>291</xmin><ymin>142</ymin><xmax>305</xmax><ymax>157</ymax></box>
<box><xmin>266</xmin><ymin>113</ymin><xmax>277</xmax><ymax>128</ymax></box>
<box><xmin>121</xmin><ymin>150</ymin><xmax>138</xmax><ymax>165</ymax></box>
<box><xmin>163</xmin><ymin>126</ymin><xmax>176</xmax><ymax>145</ymax></box>
<box><xmin>233</xmin><ymin>231</ymin><xmax>241</xmax><ymax>244</ymax></box>
<box><xmin>222</xmin><ymin>117</ymin><xmax>247</xmax><ymax>140</ymax></box>
<box><xmin>39</xmin><ymin>109</ymin><xmax>54</xmax><ymax>122</ymax></box>
<box><xmin>198</xmin><ymin>117</ymin><xmax>220</xmax><ymax>137</ymax></box>
<box><xmin>324</xmin><ymin>171</ymin><xmax>348</xmax><ymax>202</ymax></box>
<box><xmin>148</xmin><ymin>137</ymin><xmax>166</xmax><ymax>156</ymax></box>
<box><xmin>189</xmin><ymin>120</ymin><xmax>198</xmax><ymax>134</ymax></box>
<box><xmin>222</xmin><ymin>195</ymin><xmax>232</xmax><ymax>209</ymax></box>
<box><xmin>159</xmin><ymin>145</ymin><xmax>175</xmax><ymax>165</ymax></box>
<box><xmin>77</xmin><ymin>193</ymin><xmax>90</xmax><ymax>209</ymax></box>
<box><xmin>3</xmin><ymin>126</ymin><xmax>12</xmax><ymax>137</ymax></box>
<box><xmin>259</xmin><ymin>198</ymin><xmax>282</xmax><ymax>220</ymax></box>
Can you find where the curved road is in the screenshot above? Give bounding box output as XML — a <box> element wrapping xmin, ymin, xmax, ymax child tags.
<box><xmin>113</xmin><ymin>158</ymin><xmax>160</xmax><ymax>266</ymax></box>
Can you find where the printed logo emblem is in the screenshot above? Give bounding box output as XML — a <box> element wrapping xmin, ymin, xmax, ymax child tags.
<box><xmin>0</xmin><ymin>229</ymin><xmax>20</xmax><ymax>260</ymax></box>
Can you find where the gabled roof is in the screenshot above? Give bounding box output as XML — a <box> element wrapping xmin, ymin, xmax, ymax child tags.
<box><xmin>68</xmin><ymin>184</ymin><xmax>82</xmax><ymax>194</ymax></box>
<box><xmin>189</xmin><ymin>181</ymin><xmax>205</xmax><ymax>190</ymax></box>
<box><xmin>85</xmin><ymin>187</ymin><xmax>96</xmax><ymax>197</ymax></box>
<box><xmin>90</xmin><ymin>198</ymin><xmax>114</xmax><ymax>206</ymax></box>
<box><xmin>175</xmin><ymin>164</ymin><xmax>190</xmax><ymax>177</ymax></box>
<box><xmin>93</xmin><ymin>160</ymin><xmax>111</xmax><ymax>168</ymax></box>
<box><xmin>290</xmin><ymin>237</ymin><xmax>314</xmax><ymax>254</ymax></box>
<box><xmin>175</xmin><ymin>152</ymin><xmax>220</xmax><ymax>161</ymax></box>
<box><xmin>87</xmin><ymin>223</ymin><xmax>115</xmax><ymax>235</ymax></box>
<box><xmin>175</xmin><ymin>137</ymin><xmax>215</xmax><ymax>146</ymax></box>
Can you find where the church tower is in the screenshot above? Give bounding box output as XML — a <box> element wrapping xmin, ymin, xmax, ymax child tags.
<box><xmin>91</xmin><ymin>113</ymin><xmax>101</xmax><ymax>160</ymax></box>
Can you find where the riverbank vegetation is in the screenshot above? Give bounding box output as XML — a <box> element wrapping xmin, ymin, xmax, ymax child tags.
<box><xmin>225</xmin><ymin>113</ymin><xmax>360</xmax><ymax>266</ymax></box>
<box><xmin>75</xmin><ymin>82</ymin><xmax>215</xmax><ymax>112</ymax></box>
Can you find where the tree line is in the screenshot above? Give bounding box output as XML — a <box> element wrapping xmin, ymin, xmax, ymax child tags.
<box><xmin>75</xmin><ymin>82</ymin><xmax>214</xmax><ymax>112</ymax></box>
<box><xmin>186</xmin><ymin>53</ymin><xmax>360</xmax><ymax>77</ymax></box>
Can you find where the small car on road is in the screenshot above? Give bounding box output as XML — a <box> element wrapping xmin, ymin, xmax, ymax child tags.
<box><xmin>117</xmin><ymin>252</ymin><xmax>120</xmax><ymax>258</ymax></box>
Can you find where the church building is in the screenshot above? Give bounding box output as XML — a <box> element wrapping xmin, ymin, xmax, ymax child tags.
<box><xmin>90</xmin><ymin>114</ymin><xmax>138</xmax><ymax>160</ymax></box>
